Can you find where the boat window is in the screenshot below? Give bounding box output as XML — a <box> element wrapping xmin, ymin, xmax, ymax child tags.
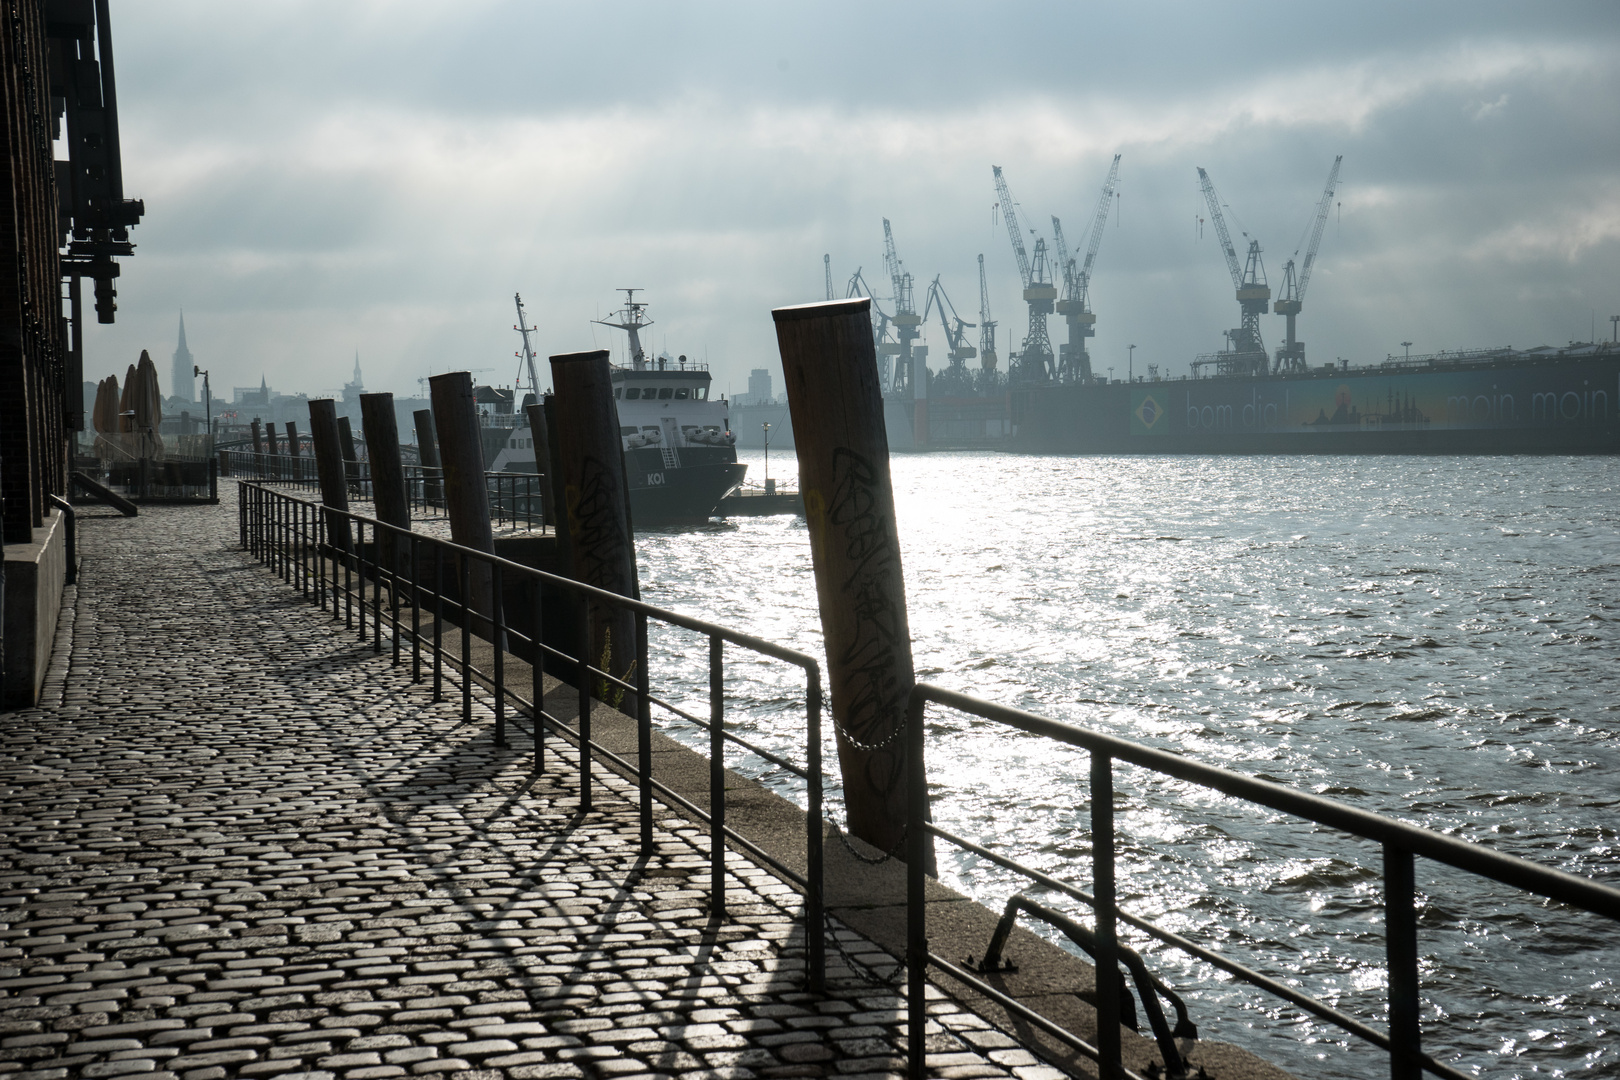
<box><xmin>696</xmin><ymin>387</ymin><xmax>708</xmax><ymax>400</ymax></box>
<box><xmin>614</xmin><ymin>388</ymin><xmax>622</xmax><ymax>399</ymax></box>
<box><xmin>619</xmin><ymin>426</ymin><xmax>637</xmax><ymax>436</ymax></box>
<box><xmin>623</xmin><ymin>387</ymin><xmax>640</xmax><ymax>400</ymax></box>
<box><xmin>675</xmin><ymin>387</ymin><xmax>690</xmax><ymax>400</ymax></box>
<box><xmin>657</xmin><ymin>387</ymin><xmax>674</xmax><ymax>400</ymax></box>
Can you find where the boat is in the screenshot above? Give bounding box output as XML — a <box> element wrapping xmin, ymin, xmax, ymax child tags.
<box><xmin>1009</xmin><ymin>342</ymin><xmax>1620</xmax><ymax>454</ymax></box>
<box><xmin>488</xmin><ymin>291</ymin><xmax>747</xmax><ymax>525</ymax></box>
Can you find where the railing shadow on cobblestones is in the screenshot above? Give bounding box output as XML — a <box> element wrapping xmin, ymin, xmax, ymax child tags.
<box><xmin>237</xmin><ymin>480</ymin><xmax>828</xmax><ymax>993</ymax></box>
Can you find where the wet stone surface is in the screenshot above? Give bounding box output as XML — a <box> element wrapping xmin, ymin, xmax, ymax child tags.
<box><xmin>0</xmin><ymin>495</ymin><xmax>1046</xmax><ymax>1080</ymax></box>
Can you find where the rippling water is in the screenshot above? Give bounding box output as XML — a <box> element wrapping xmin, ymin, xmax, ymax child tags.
<box><xmin>634</xmin><ymin>451</ymin><xmax>1619</xmax><ymax>1079</ymax></box>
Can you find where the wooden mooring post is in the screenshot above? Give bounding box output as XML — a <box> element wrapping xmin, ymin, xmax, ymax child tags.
<box><xmin>773</xmin><ymin>297</ymin><xmax>926</xmax><ymax>859</ymax></box>
<box><xmin>336</xmin><ymin>415</ymin><xmax>361</xmax><ymax>492</ymax></box>
<box><xmin>413</xmin><ymin>408</ymin><xmax>442</xmax><ymax>509</ymax></box>
<box><xmin>524</xmin><ymin>400</ymin><xmax>554</xmax><ymax>528</ymax></box>
<box><xmin>307</xmin><ymin>400</ymin><xmax>352</xmax><ymax>553</ymax></box>
<box><xmin>360</xmin><ymin>393</ymin><xmax>411</xmax><ymax>568</ymax></box>
<box><xmin>284</xmin><ymin>422</ymin><xmax>301</xmax><ymax>482</ymax></box>
<box><xmin>429</xmin><ymin>372</ymin><xmax>496</xmax><ymax>639</ymax></box>
<box><xmin>264</xmin><ymin>422</ymin><xmax>281</xmax><ymax>480</ymax></box>
<box><xmin>549</xmin><ymin>351</ymin><xmax>639</xmax><ymax>718</ymax></box>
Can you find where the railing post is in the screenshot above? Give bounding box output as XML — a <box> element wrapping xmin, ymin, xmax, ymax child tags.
<box><xmin>432</xmin><ymin>545</ymin><xmax>444</xmax><ymax>702</ymax></box>
<box><xmin>807</xmin><ymin>667</ymin><xmax>825</xmax><ymax>995</ymax></box>
<box><xmin>636</xmin><ymin>612</ymin><xmax>652</xmax><ymax>850</ymax></box>
<box><xmin>493</xmin><ymin>562</ymin><xmax>507</xmax><ymax>747</ymax></box>
<box><xmin>532</xmin><ymin>576</ymin><xmax>545</xmax><ymax>773</ymax></box>
<box><xmin>576</xmin><ymin>604</ymin><xmax>593</xmax><ymax>814</ymax></box>
<box><xmin>411</xmin><ymin>534</ymin><xmax>422</xmax><ymax>683</ymax></box>
<box><xmin>372</xmin><ymin>523</ymin><xmax>382</xmax><ymax>654</ymax></box>
<box><xmin>460</xmin><ymin>552</ymin><xmax>472</xmax><ymax>724</ymax></box>
<box><xmin>710</xmin><ymin>634</ymin><xmax>726</xmax><ymax>920</ymax></box>
<box><xmin>906</xmin><ymin>688</ymin><xmax>928</xmax><ymax>1080</ymax></box>
<box><xmin>1386</xmin><ymin>844</ymin><xmax>1422</xmax><ymax>1080</ymax></box>
<box><xmin>1091</xmin><ymin>751</ymin><xmax>1123</xmax><ymax>1079</ymax></box>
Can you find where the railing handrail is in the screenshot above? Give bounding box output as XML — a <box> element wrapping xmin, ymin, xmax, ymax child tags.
<box><xmin>238</xmin><ymin>481</ymin><xmax>818</xmax><ymax>671</ymax></box>
<box><xmin>913</xmin><ymin>683</ymin><xmax>1620</xmax><ymax>917</ymax></box>
<box><xmin>904</xmin><ymin>680</ymin><xmax>1620</xmax><ymax>1080</ymax></box>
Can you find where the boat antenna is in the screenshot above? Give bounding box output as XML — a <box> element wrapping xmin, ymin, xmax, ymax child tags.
<box><xmin>513</xmin><ymin>293</ymin><xmax>543</xmax><ymax>396</ymax></box>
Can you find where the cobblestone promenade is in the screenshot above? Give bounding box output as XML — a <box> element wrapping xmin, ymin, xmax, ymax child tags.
<box><xmin>1</xmin><ymin>498</ymin><xmax>1050</xmax><ymax>1080</ymax></box>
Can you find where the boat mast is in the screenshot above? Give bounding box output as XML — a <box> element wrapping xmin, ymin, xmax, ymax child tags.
<box><xmin>592</xmin><ymin>289</ymin><xmax>653</xmax><ymax>369</ymax></box>
<box><xmin>513</xmin><ymin>293</ymin><xmax>542</xmax><ymax>397</ymax></box>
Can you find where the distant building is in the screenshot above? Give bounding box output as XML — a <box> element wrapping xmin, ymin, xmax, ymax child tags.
<box><xmin>747</xmin><ymin>368</ymin><xmax>772</xmax><ymax>404</ymax></box>
<box><xmin>171</xmin><ymin>313</ymin><xmax>194</xmax><ymax>402</ymax></box>
<box><xmin>234</xmin><ymin>376</ymin><xmax>272</xmax><ymax>408</ymax></box>
<box><xmin>342</xmin><ymin>352</ymin><xmax>364</xmax><ymax>417</ymax></box>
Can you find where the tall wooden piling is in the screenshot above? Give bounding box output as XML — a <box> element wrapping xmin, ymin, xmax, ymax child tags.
<box><xmin>549</xmin><ymin>350</ymin><xmax>639</xmax><ymax>713</ymax></box>
<box><xmin>250</xmin><ymin>419</ymin><xmax>262</xmax><ymax>454</ymax></box>
<box><xmin>336</xmin><ymin>415</ymin><xmax>360</xmax><ymax>491</ymax></box>
<box><xmin>413</xmin><ymin>408</ymin><xmax>442</xmax><ymax>508</ymax></box>
<box><xmin>306</xmin><ymin>400</ymin><xmax>352</xmax><ymax>553</ymax></box>
<box><xmin>524</xmin><ymin>401</ymin><xmax>554</xmax><ymax>528</ymax></box>
<box><xmin>264</xmin><ymin>422</ymin><xmax>280</xmax><ymax>480</ymax></box>
<box><xmin>773</xmin><ymin>297</ymin><xmax>924</xmax><ymax>857</ymax></box>
<box><xmin>360</xmin><ymin>393</ymin><xmax>411</xmax><ymax>565</ymax></box>
<box><xmin>284</xmin><ymin>422</ymin><xmax>301</xmax><ymax>482</ymax></box>
<box><xmin>428</xmin><ymin>373</ymin><xmax>495</xmax><ymax>636</ymax></box>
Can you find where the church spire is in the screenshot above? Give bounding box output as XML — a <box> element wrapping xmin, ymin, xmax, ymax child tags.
<box><xmin>172</xmin><ymin>311</ymin><xmax>195</xmax><ymax>403</ymax></box>
<box><xmin>351</xmin><ymin>350</ymin><xmax>363</xmax><ymax>389</ymax></box>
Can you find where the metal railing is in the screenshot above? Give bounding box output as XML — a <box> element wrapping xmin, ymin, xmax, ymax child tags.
<box><xmin>237</xmin><ymin>480</ymin><xmax>824</xmax><ymax>987</ymax></box>
<box><xmin>903</xmin><ymin>684</ymin><xmax>1620</xmax><ymax>1080</ymax></box>
<box><xmin>222</xmin><ymin>451</ymin><xmax>546</xmax><ymax>529</ymax></box>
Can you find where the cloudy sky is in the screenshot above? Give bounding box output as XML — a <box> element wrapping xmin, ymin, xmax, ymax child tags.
<box><xmin>84</xmin><ymin>0</ymin><xmax>1620</xmax><ymax>403</ymax></box>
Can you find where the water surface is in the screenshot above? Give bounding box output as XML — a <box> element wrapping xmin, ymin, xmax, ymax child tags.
<box><xmin>636</xmin><ymin>452</ymin><xmax>1619</xmax><ymax>1079</ymax></box>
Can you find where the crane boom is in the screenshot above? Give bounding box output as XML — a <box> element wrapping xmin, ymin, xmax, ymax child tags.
<box><xmin>1081</xmin><ymin>154</ymin><xmax>1122</xmax><ymax>282</ymax></box>
<box><xmin>977</xmin><ymin>253</ymin><xmax>997</xmax><ymax>364</ymax></box>
<box><xmin>1197</xmin><ymin>167</ymin><xmax>1245</xmax><ymax>290</ymax></box>
<box><xmin>1050</xmin><ymin>216</ymin><xmax>1075</xmax><ymax>303</ymax></box>
<box><xmin>992</xmin><ymin>166</ymin><xmax>1032</xmax><ymax>288</ymax></box>
<box><xmin>882</xmin><ymin>218</ymin><xmax>916</xmax><ymax>317</ymax></box>
<box><xmin>1296</xmin><ymin>155</ymin><xmax>1342</xmax><ymax>302</ymax></box>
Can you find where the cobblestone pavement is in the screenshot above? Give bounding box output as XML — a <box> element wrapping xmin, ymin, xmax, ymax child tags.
<box><xmin>1</xmin><ymin>497</ymin><xmax>1055</xmax><ymax>1080</ymax></box>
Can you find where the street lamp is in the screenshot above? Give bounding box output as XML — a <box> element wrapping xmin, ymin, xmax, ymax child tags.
<box><xmin>1401</xmin><ymin>341</ymin><xmax>1413</xmax><ymax>360</ymax></box>
<box><xmin>762</xmin><ymin>422</ymin><xmax>773</xmax><ymax>496</ymax></box>
<box><xmin>194</xmin><ymin>365</ymin><xmax>212</xmax><ymax>436</ymax></box>
<box><xmin>1128</xmin><ymin>344</ymin><xmax>1137</xmax><ymax>382</ymax></box>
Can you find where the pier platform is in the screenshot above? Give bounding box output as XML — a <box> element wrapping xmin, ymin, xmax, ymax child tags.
<box><xmin>0</xmin><ymin>498</ymin><xmax>1049</xmax><ymax>1080</ymax></box>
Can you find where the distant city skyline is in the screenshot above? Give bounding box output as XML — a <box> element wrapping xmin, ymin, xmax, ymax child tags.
<box><xmin>83</xmin><ymin>1</ymin><xmax>1619</xmax><ymax>403</ymax></box>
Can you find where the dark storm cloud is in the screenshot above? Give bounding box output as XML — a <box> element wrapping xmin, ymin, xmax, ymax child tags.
<box><xmin>83</xmin><ymin>2</ymin><xmax>1620</xmax><ymax>398</ymax></box>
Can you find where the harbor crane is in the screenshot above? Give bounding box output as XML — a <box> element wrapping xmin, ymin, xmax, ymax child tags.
<box><xmin>1054</xmin><ymin>154</ymin><xmax>1121</xmax><ymax>383</ymax></box>
<box><xmin>992</xmin><ymin>166</ymin><xmax>1057</xmax><ymax>383</ymax></box>
<box><xmin>882</xmin><ymin>218</ymin><xmax>923</xmax><ymax>395</ymax></box>
<box><xmin>1273</xmin><ymin>156</ymin><xmax>1343</xmax><ymax>372</ymax></box>
<box><xmin>1196</xmin><ymin>166</ymin><xmax>1270</xmax><ymax>377</ymax></box>
<box><xmin>923</xmin><ymin>276</ymin><xmax>977</xmax><ymax>396</ymax></box>
<box><xmin>922</xmin><ymin>277</ymin><xmax>976</xmax><ymax>360</ymax></box>
<box><xmin>977</xmin><ymin>253</ymin><xmax>998</xmax><ymax>376</ymax></box>
<box><xmin>847</xmin><ymin>267</ymin><xmax>898</xmax><ymax>387</ymax></box>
